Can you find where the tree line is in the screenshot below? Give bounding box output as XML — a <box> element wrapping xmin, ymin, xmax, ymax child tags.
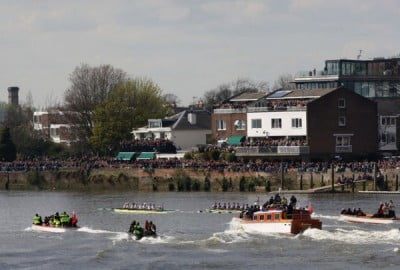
<box><xmin>0</xmin><ymin>63</ymin><xmax>294</xmax><ymax>160</ymax></box>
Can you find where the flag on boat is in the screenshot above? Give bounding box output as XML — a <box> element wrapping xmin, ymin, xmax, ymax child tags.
<box><xmin>307</xmin><ymin>203</ymin><xmax>313</xmax><ymax>214</ymax></box>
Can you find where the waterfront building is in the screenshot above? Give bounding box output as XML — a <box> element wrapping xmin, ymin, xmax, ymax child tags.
<box><xmin>237</xmin><ymin>87</ymin><xmax>377</xmax><ymax>159</ymax></box>
<box><xmin>131</xmin><ymin>107</ymin><xmax>211</xmax><ymax>151</ymax></box>
<box><xmin>33</xmin><ymin>110</ymin><xmax>74</xmax><ymax>145</ymax></box>
<box><xmin>294</xmin><ymin>57</ymin><xmax>400</xmax><ymax>152</ymax></box>
<box><xmin>211</xmin><ymin>91</ymin><xmax>268</xmax><ymax>145</ymax></box>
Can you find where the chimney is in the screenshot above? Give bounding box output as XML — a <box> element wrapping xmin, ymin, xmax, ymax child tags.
<box><xmin>8</xmin><ymin>86</ymin><xmax>19</xmax><ymax>106</ymax></box>
<box><xmin>187</xmin><ymin>112</ymin><xmax>197</xmax><ymax>125</ymax></box>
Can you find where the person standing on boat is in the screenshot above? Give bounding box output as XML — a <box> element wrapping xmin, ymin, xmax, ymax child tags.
<box><xmin>32</xmin><ymin>213</ymin><xmax>42</xmax><ymax>225</ymax></box>
<box><xmin>388</xmin><ymin>200</ymin><xmax>396</xmax><ymax>218</ymax></box>
<box><xmin>129</xmin><ymin>220</ymin><xmax>136</xmax><ymax>233</ymax></box>
<box><xmin>149</xmin><ymin>221</ymin><xmax>156</xmax><ymax>234</ymax></box>
<box><xmin>71</xmin><ymin>212</ymin><xmax>78</xmax><ymax>227</ymax></box>
<box><xmin>290</xmin><ymin>195</ymin><xmax>297</xmax><ymax>208</ymax></box>
<box><xmin>281</xmin><ymin>196</ymin><xmax>288</xmax><ymax>206</ymax></box>
<box><xmin>60</xmin><ymin>212</ymin><xmax>70</xmax><ymax>227</ymax></box>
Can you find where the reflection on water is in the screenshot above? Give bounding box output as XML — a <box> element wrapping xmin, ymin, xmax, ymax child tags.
<box><xmin>1</xmin><ymin>191</ymin><xmax>400</xmax><ymax>269</ymax></box>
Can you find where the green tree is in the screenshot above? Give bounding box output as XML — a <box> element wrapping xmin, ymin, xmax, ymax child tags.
<box><xmin>90</xmin><ymin>78</ymin><xmax>168</xmax><ymax>154</ymax></box>
<box><xmin>0</xmin><ymin>127</ymin><xmax>16</xmax><ymax>161</ymax></box>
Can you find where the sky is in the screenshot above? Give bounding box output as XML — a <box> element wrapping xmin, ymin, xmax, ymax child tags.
<box><xmin>0</xmin><ymin>0</ymin><xmax>399</xmax><ymax>108</ymax></box>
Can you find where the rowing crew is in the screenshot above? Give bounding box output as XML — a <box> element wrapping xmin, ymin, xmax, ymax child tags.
<box><xmin>211</xmin><ymin>202</ymin><xmax>246</xmax><ymax>210</ymax></box>
<box><xmin>122</xmin><ymin>202</ymin><xmax>163</xmax><ymax>210</ymax></box>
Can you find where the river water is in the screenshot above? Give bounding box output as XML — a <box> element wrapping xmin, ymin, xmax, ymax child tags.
<box><xmin>0</xmin><ymin>191</ymin><xmax>399</xmax><ymax>270</ymax></box>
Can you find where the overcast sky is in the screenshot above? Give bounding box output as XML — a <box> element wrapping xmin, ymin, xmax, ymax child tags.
<box><xmin>0</xmin><ymin>0</ymin><xmax>399</xmax><ymax>108</ymax></box>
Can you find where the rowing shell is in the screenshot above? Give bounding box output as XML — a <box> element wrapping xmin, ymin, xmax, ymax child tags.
<box><xmin>113</xmin><ymin>208</ymin><xmax>173</xmax><ymax>214</ymax></box>
<box><xmin>340</xmin><ymin>214</ymin><xmax>400</xmax><ymax>224</ymax></box>
<box><xmin>206</xmin><ymin>209</ymin><xmax>243</xmax><ymax>214</ymax></box>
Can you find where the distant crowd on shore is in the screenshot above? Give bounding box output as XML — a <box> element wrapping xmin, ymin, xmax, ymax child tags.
<box><xmin>1</xmin><ymin>158</ymin><xmax>400</xmax><ymax>174</ymax></box>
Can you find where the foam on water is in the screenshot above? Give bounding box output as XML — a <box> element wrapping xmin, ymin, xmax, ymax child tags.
<box><xmin>300</xmin><ymin>228</ymin><xmax>400</xmax><ymax>245</ymax></box>
<box><xmin>77</xmin><ymin>227</ymin><xmax>116</xmax><ymax>234</ymax></box>
<box><xmin>312</xmin><ymin>213</ymin><xmax>340</xmax><ymax>220</ymax></box>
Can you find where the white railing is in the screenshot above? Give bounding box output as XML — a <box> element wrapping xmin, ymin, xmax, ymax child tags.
<box><xmin>336</xmin><ymin>145</ymin><xmax>352</xmax><ymax>153</ymax></box>
<box><xmin>235</xmin><ymin>146</ymin><xmax>309</xmax><ymax>156</ymax></box>
<box><xmin>213</xmin><ymin>108</ymin><xmax>247</xmax><ymax>114</ymax></box>
<box><xmin>247</xmin><ymin>106</ymin><xmax>307</xmax><ymax>113</ymax></box>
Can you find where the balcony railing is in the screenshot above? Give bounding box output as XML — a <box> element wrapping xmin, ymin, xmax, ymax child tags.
<box><xmin>335</xmin><ymin>145</ymin><xmax>352</xmax><ymax>153</ymax></box>
<box><xmin>213</xmin><ymin>108</ymin><xmax>247</xmax><ymax>114</ymax></box>
<box><xmin>247</xmin><ymin>106</ymin><xmax>307</xmax><ymax>113</ymax></box>
<box><xmin>235</xmin><ymin>146</ymin><xmax>309</xmax><ymax>156</ymax></box>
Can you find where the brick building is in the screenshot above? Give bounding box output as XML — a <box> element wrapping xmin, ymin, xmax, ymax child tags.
<box><xmin>211</xmin><ymin>91</ymin><xmax>268</xmax><ymax>144</ymax></box>
<box><xmin>237</xmin><ymin>87</ymin><xmax>377</xmax><ymax>160</ymax></box>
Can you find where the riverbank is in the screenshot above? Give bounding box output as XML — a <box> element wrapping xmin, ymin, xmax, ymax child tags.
<box><xmin>1</xmin><ymin>167</ymin><xmax>399</xmax><ymax>193</ymax></box>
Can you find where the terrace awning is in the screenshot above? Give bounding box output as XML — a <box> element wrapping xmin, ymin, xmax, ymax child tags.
<box><xmin>115</xmin><ymin>152</ymin><xmax>136</xmax><ymax>161</ymax></box>
<box><xmin>136</xmin><ymin>152</ymin><xmax>156</xmax><ymax>160</ymax></box>
<box><xmin>227</xmin><ymin>135</ymin><xmax>245</xmax><ymax>146</ymax></box>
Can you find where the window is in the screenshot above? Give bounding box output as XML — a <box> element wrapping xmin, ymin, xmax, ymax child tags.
<box><xmin>381</xmin><ymin>116</ymin><xmax>396</xmax><ymax>126</ymax></box>
<box><xmin>148</xmin><ymin>119</ymin><xmax>162</xmax><ymax>128</ymax></box>
<box><xmin>251</xmin><ymin>119</ymin><xmax>262</xmax><ymax>129</ymax></box>
<box><xmin>234</xmin><ymin>120</ymin><xmax>246</xmax><ymax>130</ymax></box>
<box><xmin>338</xmin><ymin>98</ymin><xmax>346</xmax><ymax>108</ymax></box>
<box><xmin>216</xmin><ymin>120</ymin><xmax>226</xmax><ymax>130</ymax></box>
<box><xmin>267</xmin><ymin>214</ymin><xmax>271</xmax><ymax>220</ymax></box>
<box><xmin>271</xmin><ymin>118</ymin><xmax>282</xmax><ymax>128</ymax></box>
<box><xmin>338</xmin><ymin>116</ymin><xmax>346</xmax><ymax>127</ymax></box>
<box><xmin>50</xmin><ymin>128</ymin><xmax>59</xmax><ymax>137</ymax></box>
<box><xmin>274</xmin><ymin>214</ymin><xmax>280</xmax><ymax>220</ymax></box>
<box><xmin>260</xmin><ymin>215</ymin><xmax>264</xmax><ymax>220</ymax></box>
<box><xmin>291</xmin><ymin>118</ymin><xmax>302</xmax><ymax>128</ymax></box>
<box><xmin>336</xmin><ymin>136</ymin><xmax>351</xmax><ymax>146</ymax></box>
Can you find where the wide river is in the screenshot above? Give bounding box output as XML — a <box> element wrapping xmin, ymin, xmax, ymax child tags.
<box><xmin>0</xmin><ymin>191</ymin><xmax>399</xmax><ymax>270</ymax></box>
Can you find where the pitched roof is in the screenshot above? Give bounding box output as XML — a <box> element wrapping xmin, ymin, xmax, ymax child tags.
<box><xmin>172</xmin><ymin>110</ymin><xmax>211</xmax><ymax>130</ymax></box>
<box><xmin>266</xmin><ymin>88</ymin><xmax>337</xmax><ymax>99</ymax></box>
<box><xmin>229</xmin><ymin>91</ymin><xmax>268</xmax><ymax>102</ymax></box>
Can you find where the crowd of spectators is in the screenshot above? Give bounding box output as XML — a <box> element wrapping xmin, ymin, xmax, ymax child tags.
<box><xmin>119</xmin><ymin>139</ymin><xmax>176</xmax><ymax>153</ymax></box>
<box><xmin>240</xmin><ymin>138</ymin><xmax>308</xmax><ymax>147</ymax></box>
<box><xmin>264</xmin><ymin>99</ymin><xmax>309</xmax><ymax>110</ymax></box>
<box><xmin>2</xmin><ymin>158</ymin><xmax>400</xmax><ymax>175</ymax></box>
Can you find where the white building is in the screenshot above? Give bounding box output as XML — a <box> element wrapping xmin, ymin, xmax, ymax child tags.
<box><xmin>132</xmin><ymin>109</ymin><xmax>211</xmax><ymax>151</ymax></box>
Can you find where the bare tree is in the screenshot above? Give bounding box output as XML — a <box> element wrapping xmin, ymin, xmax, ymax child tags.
<box><xmin>163</xmin><ymin>93</ymin><xmax>180</xmax><ymax>106</ymax></box>
<box><xmin>63</xmin><ymin>64</ymin><xmax>127</xmax><ymax>143</ymax></box>
<box><xmin>202</xmin><ymin>78</ymin><xmax>269</xmax><ymax>112</ymax></box>
<box><xmin>272</xmin><ymin>74</ymin><xmax>295</xmax><ymax>90</ymax></box>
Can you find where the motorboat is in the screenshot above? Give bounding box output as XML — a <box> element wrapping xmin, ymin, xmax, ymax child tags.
<box><xmin>234</xmin><ymin>207</ymin><xmax>322</xmax><ymax>234</ymax></box>
<box><xmin>31</xmin><ymin>224</ymin><xmax>79</xmax><ymax>233</ymax></box>
<box><xmin>340</xmin><ymin>214</ymin><xmax>400</xmax><ymax>224</ymax></box>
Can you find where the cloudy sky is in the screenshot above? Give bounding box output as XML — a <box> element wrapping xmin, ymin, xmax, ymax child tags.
<box><xmin>0</xmin><ymin>0</ymin><xmax>399</xmax><ymax>107</ymax></box>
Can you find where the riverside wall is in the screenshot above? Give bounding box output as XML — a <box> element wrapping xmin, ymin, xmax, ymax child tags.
<box><xmin>0</xmin><ymin>167</ymin><xmax>399</xmax><ymax>193</ymax></box>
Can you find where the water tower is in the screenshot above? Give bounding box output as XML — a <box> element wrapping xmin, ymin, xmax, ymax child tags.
<box><xmin>8</xmin><ymin>86</ymin><xmax>19</xmax><ymax>106</ymax></box>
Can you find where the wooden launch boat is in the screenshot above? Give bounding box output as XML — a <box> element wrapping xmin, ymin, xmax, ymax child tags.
<box><xmin>340</xmin><ymin>214</ymin><xmax>400</xmax><ymax>224</ymax></box>
<box><xmin>235</xmin><ymin>208</ymin><xmax>322</xmax><ymax>234</ymax></box>
<box><xmin>31</xmin><ymin>224</ymin><xmax>79</xmax><ymax>233</ymax></box>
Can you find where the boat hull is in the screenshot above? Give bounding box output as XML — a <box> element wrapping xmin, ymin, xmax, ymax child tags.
<box><xmin>31</xmin><ymin>224</ymin><xmax>79</xmax><ymax>233</ymax></box>
<box><xmin>340</xmin><ymin>214</ymin><xmax>400</xmax><ymax>224</ymax></box>
<box><xmin>207</xmin><ymin>209</ymin><xmax>242</xmax><ymax>214</ymax></box>
<box><xmin>114</xmin><ymin>208</ymin><xmax>171</xmax><ymax>214</ymax></box>
<box><xmin>235</xmin><ymin>217</ymin><xmax>292</xmax><ymax>233</ymax></box>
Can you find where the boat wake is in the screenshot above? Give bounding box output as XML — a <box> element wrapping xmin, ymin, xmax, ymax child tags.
<box><xmin>312</xmin><ymin>213</ymin><xmax>340</xmax><ymax>220</ymax></box>
<box><xmin>300</xmin><ymin>228</ymin><xmax>400</xmax><ymax>245</ymax></box>
<box><xmin>77</xmin><ymin>227</ymin><xmax>115</xmax><ymax>234</ymax></box>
